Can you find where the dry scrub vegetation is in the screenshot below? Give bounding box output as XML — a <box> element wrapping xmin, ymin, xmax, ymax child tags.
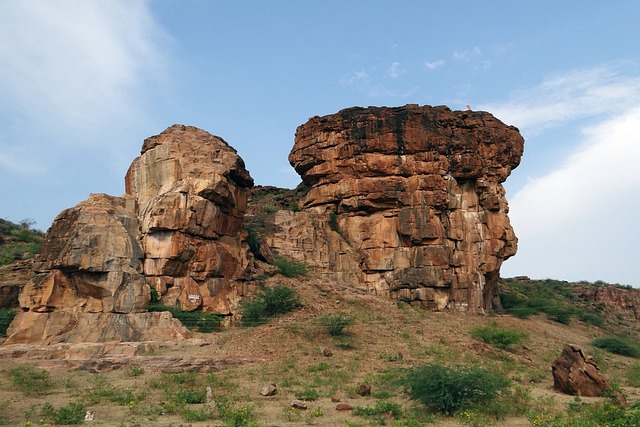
<box><xmin>1</xmin><ymin>275</ymin><xmax>640</xmax><ymax>426</ymax></box>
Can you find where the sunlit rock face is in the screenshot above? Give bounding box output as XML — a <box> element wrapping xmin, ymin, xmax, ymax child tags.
<box><xmin>125</xmin><ymin>124</ymin><xmax>254</xmax><ymax>315</ymax></box>
<box><xmin>6</xmin><ymin>125</ymin><xmax>253</xmax><ymax>343</ymax></box>
<box><xmin>286</xmin><ymin>105</ymin><xmax>524</xmax><ymax>312</ymax></box>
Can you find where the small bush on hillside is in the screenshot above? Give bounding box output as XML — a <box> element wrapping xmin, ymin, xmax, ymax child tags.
<box><xmin>353</xmin><ymin>400</ymin><xmax>402</xmax><ymax>422</ymax></box>
<box><xmin>545</xmin><ymin>305</ymin><xmax>575</xmax><ymax>324</ymax></box>
<box><xmin>470</xmin><ymin>323</ymin><xmax>529</xmax><ymax>351</ymax></box>
<box><xmin>499</xmin><ymin>279</ymin><xmax>581</xmax><ymax>324</ymax></box>
<box><xmin>592</xmin><ymin>335</ymin><xmax>640</xmax><ymax>358</ymax></box>
<box><xmin>8</xmin><ymin>365</ymin><xmax>54</xmax><ymax>396</ymax></box>
<box><xmin>240</xmin><ymin>285</ymin><xmax>301</xmax><ymax>326</ymax></box>
<box><xmin>215</xmin><ymin>398</ymin><xmax>259</xmax><ymax>427</ymax></box>
<box><xmin>0</xmin><ymin>308</ymin><xmax>17</xmax><ymax>337</ymax></box>
<box><xmin>527</xmin><ymin>397</ymin><xmax>640</xmax><ymax>426</ymax></box>
<box><xmin>147</xmin><ymin>304</ymin><xmax>223</xmax><ymax>332</ymax></box>
<box><xmin>400</xmin><ymin>364</ymin><xmax>511</xmax><ymax>415</ymax></box>
<box><xmin>40</xmin><ymin>401</ymin><xmax>86</xmax><ymax>425</ymax></box>
<box><xmin>318</xmin><ymin>312</ymin><xmax>355</xmax><ymax>336</ymax></box>
<box><xmin>578</xmin><ymin>311</ymin><xmax>605</xmax><ymax>327</ymax></box>
<box><xmin>271</xmin><ymin>257</ymin><xmax>308</xmax><ymax>277</ymax></box>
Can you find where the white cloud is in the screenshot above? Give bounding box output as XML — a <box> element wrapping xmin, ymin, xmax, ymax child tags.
<box><xmin>424</xmin><ymin>60</ymin><xmax>445</xmax><ymax>70</ymax></box>
<box><xmin>0</xmin><ymin>0</ymin><xmax>166</xmax><ymax>137</ymax></box>
<box><xmin>453</xmin><ymin>46</ymin><xmax>482</xmax><ymax>61</ymax></box>
<box><xmin>481</xmin><ymin>64</ymin><xmax>640</xmax><ymax>133</ymax></box>
<box><xmin>339</xmin><ymin>70</ymin><xmax>370</xmax><ymax>86</ymax></box>
<box><xmin>388</xmin><ymin>62</ymin><xmax>404</xmax><ymax>79</ymax></box>
<box><xmin>502</xmin><ymin>106</ymin><xmax>640</xmax><ymax>286</ymax></box>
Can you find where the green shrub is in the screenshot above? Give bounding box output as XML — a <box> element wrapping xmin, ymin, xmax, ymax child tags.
<box><xmin>215</xmin><ymin>398</ymin><xmax>259</xmax><ymax>427</ymax></box>
<box><xmin>40</xmin><ymin>401</ymin><xmax>86</xmax><ymax>425</ymax></box>
<box><xmin>400</xmin><ymin>364</ymin><xmax>511</xmax><ymax>415</ymax></box>
<box><xmin>175</xmin><ymin>389</ymin><xmax>206</xmax><ymax>404</ymax></box>
<box><xmin>470</xmin><ymin>323</ymin><xmax>529</xmax><ymax>351</ymax></box>
<box><xmin>147</xmin><ymin>304</ymin><xmax>222</xmax><ymax>332</ymax></box>
<box><xmin>578</xmin><ymin>311</ymin><xmax>605</xmax><ymax>327</ymax></box>
<box><xmin>545</xmin><ymin>305</ymin><xmax>575</xmax><ymax>324</ymax></box>
<box><xmin>243</xmin><ymin>225</ymin><xmax>262</xmax><ymax>256</ymax></box>
<box><xmin>592</xmin><ymin>335</ymin><xmax>640</xmax><ymax>358</ymax></box>
<box><xmin>295</xmin><ymin>387</ymin><xmax>320</xmax><ymax>401</ymax></box>
<box><xmin>271</xmin><ymin>257</ymin><xmax>308</xmax><ymax>277</ymax></box>
<box><xmin>0</xmin><ymin>308</ymin><xmax>17</xmax><ymax>337</ymax></box>
<box><xmin>509</xmin><ymin>306</ymin><xmax>539</xmax><ymax>319</ymax></box>
<box><xmin>8</xmin><ymin>365</ymin><xmax>54</xmax><ymax>396</ymax></box>
<box><xmin>527</xmin><ymin>398</ymin><xmax>640</xmax><ymax>426</ymax></box>
<box><xmin>240</xmin><ymin>285</ymin><xmax>301</xmax><ymax>326</ymax></box>
<box><xmin>85</xmin><ymin>375</ymin><xmax>146</xmax><ymax>406</ymax></box>
<box><xmin>318</xmin><ymin>312</ymin><xmax>355</xmax><ymax>336</ymax></box>
<box><xmin>180</xmin><ymin>407</ymin><xmax>214</xmax><ymax>421</ymax></box>
<box><xmin>328</xmin><ymin>212</ymin><xmax>340</xmax><ymax>232</ymax></box>
<box><xmin>353</xmin><ymin>400</ymin><xmax>402</xmax><ymax>422</ymax></box>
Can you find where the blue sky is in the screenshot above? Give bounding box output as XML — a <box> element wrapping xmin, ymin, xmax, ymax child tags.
<box><xmin>1</xmin><ymin>1</ymin><xmax>639</xmax><ymax>286</ymax></box>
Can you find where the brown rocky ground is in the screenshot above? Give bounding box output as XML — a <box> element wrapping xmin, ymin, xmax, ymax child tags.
<box><xmin>1</xmin><ymin>273</ymin><xmax>638</xmax><ymax>426</ymax></box>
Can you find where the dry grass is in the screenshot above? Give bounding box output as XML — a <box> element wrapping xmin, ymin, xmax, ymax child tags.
<box><xmin>0</xmin><ymin>276</ymin><xmax>638</xmax><ymax>426</ymax></box>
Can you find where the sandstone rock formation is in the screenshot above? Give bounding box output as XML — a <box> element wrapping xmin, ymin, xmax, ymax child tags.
<box><xmin>552</xmin><ymin>345</ymin><xmax>624</xmax><ymax>402</ymax></box>
<box><xmin>7</xmin><ymin>105</ymin><xmax>524</xmax><ymax>343</ymax></box>
<box><xmin>125</xmin><ymin>124</ymin><xmax>254</xmax><ymax>315</ymax></box>
<box><xmin>275</xmin><ymin>105</ymin><xmax>524</xmax><ymax>312</ymax></box>
<box><xmin>6</xmin><ymin>125</ymin><xmax>253</xmax><ymax>343</ymax></box>
<box><xmin>575</xmin><ymin>284</ymin><xmax>640</xmax><ymax>321</ymax></box>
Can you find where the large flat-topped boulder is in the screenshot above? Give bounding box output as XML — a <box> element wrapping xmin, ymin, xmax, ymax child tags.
<box><xmin>287</xmin><ymin>105</ymin><xmax>524</xmax><ymax>312</ymax></box>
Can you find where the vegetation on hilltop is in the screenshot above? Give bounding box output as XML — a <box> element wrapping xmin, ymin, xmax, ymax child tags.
<box><xmin>0</xmin><ymin>218</ymin><xmax>43</xmax><ymax>266</ymax></box>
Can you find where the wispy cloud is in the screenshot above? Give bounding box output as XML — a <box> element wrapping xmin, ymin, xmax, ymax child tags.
<box><xmin>453</xmin><ymin>46</ymin><xmax>482</xmax><ymax>61</ymax></box>
<box><xmin>339</xmin><ymin>68</ymin><xmax>416</xmax><ymax>99</ymax></box>
<box><xmin>424</xmin><ymin>60</ymin><xmax>445</xmax><ymax>70</ymax></box>
<box><xmin>388</xmin><ymin>62</ymin><xmax>404</xmax><ymax>79</ymax></box>
<box><xmin>0</xmin><ymin>0</ymin><xmax>167</xmax><ymax>138</ymax></box>
<box><xmin>480</xmin><ymin>64</ymin><xmax>640</xmax><ymax>132</ymax></box>
<box><xmin>339</xmin><ymin>70</ymin><xmax>370</xmax><ymax>86</ymax></box>
<box><xmin>503</xmin><ymin>106</ymin><xmax>640</xmax><ymax>285</ymax></box>
<box><xmin>493</xmin><ymin>63</ymin><xmax>640</xmax><ymax>285</ymax></box>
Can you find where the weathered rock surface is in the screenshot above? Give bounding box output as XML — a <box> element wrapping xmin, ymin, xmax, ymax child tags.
<box><xmin>575</xmin><ymin>284</ymin><xmax>640</xmax><ymax>321</ymax></box>
<box><xmin>276</xmin><ymin>105</ymin><xmax>523</xmax><ymax>312</ymax></box>
<box><xmin>125</xmin><ymin>124</ymin><xmax>254</xmax><ymax>315</ymax></box>
<box><xmin>0</xmin><ymin>341</ymin><xmax>259</xmax><ymax>373</ymax></box>
<box><xmin>552</xmin><ymin>345</ymin><xmax>624</xmax><ymax>402</ymax></box>
<box><xmin>6</xmin><ymin>125</ymin><xmax>253</xmax><ymax>343</ymax></box>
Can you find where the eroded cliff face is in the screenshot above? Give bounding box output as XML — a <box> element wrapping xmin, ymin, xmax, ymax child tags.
<box><xmin>281</xmin><ymin>105</ymin><xmax>524</xmax><ymax>312</ymax></box>
<box><xmin>125</xmin><ymin>124</ymin><xmax>254</xmax><ymax>315</ymax></box>
<box><xmin>6</xmin><ymin>125</ymin><xmax>254</xmax><ymax>343</ymax></box>
<box><xmin>7</xmin><ymin>105</ymin><xmax>524</xmax><ymax>343</ymax></box>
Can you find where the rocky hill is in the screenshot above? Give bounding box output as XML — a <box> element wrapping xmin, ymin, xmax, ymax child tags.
<box><xmin>1</xmin><ymin>105</ymin><xmax>640</xmax><ymax>426</ymax></box>
<box><xmin>3</xmin><ymin>104</ymin><xmax>639</xmax><ymax>347</ymax></box>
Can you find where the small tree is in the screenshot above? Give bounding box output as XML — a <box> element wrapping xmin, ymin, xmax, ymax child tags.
<box><xmin>401</xmin><ymin>364</ymin><xmax>510</xmax><ymax>415</ymax></box>
<box><xmin>318</xmin><ymin>312</ymin><xmax>355</xmax><ymax>336</ymax></box>
<box><xmin>240</xmin><ymin>285</ymin><xmax>301</xmax><ymax>326</ymax></box>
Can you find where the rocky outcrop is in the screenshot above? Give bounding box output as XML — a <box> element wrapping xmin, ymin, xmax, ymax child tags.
<box><xmin>125</xmin><ymin>124</ymin><xmax>254</xmax><ymax>315</ymax></box>
<box><xmin>575</xmin><ymin>284</ymin><xmax>640</xmax><ymax>321</ymax></box>
<box><xmin>7</xmin><ymin>105</ymin><xmax>524</xmax><ymax>343</ymax></box>
<box><xmin>281</xmin><ymin>105</ymin><xmax>524</xmax><ymax>312</ymax></box>
<box><xmin>6</xmin><ymin>125</ymin><xmax>253</xmax><ymax>343</ymax></box>
<box><xmin>552</xmin><ymin>345</ymin><xmax>624</xmax><ymax>402</ymax></box>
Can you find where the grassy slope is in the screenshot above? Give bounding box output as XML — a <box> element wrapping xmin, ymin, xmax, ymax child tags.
<box><xmin>0</xmin><ymin>274</ymin><xmax>639</xmax><ymax>426</ymax></box>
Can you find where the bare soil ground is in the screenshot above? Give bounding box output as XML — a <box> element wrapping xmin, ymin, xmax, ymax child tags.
<box><xmin>0</xmin><ymin>276</ymin><xmax>638</xmax><ymax>426</ymax></box>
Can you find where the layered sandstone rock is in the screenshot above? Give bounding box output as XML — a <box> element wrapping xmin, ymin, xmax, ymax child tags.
<box><xmin>125</xmin><ymin>124</ymin><xmax>254</xmax><ymax>315</ymax></box>
<box><xmin>283</xmin><ymin>105</ymin><xmax>524</xmax><ymax>312</ymax></box>
<box><xmin>6</xmin><ymin>125</ymin><xmax>253</xmax><ymax>343</ymax></box>
<box><xmin>552</xmin><ymin>345</ymin><xmax>624</xmax><ymax>402</ymax></box>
